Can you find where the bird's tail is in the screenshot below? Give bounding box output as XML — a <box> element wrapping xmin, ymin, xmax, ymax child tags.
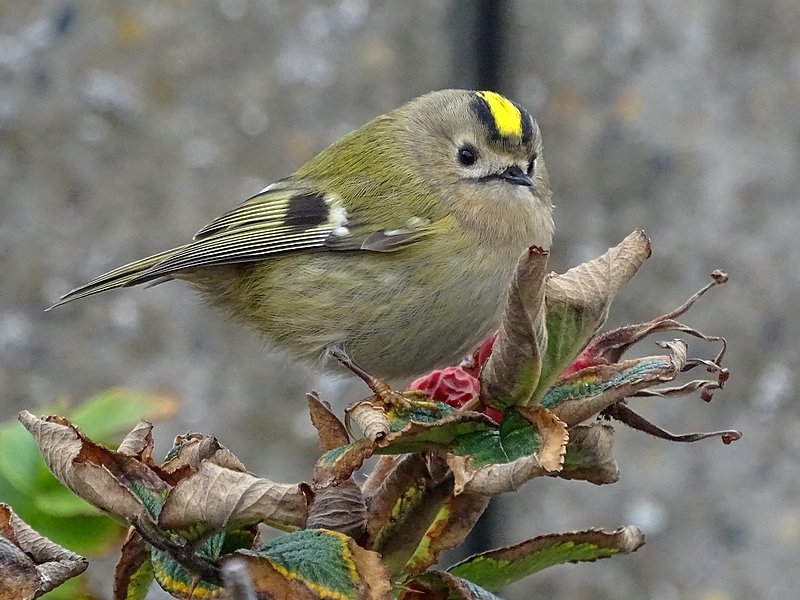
<box><xmin>47</xmin><ymin>246</ymin><xmax>187</xmax><ymax>309</ymax></box>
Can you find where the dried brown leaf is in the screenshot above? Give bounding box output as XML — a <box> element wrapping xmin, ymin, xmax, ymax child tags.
<box><xmin>112</xmin><ymin>529</ymin><xmax>151</xmax><ymax>600</ymax></box>
<box><xmin>307</xmin><ymin>392</ymin><xmax>350</xmax><ymax>451</ymax></box>
<box><xmin>18</xmin><ymin>411</ymin><xmax>167</xmax><ymax>522</ymax></box>
<box><xmin>447</xmin><ymin>453</ymin><xmax>543</xmax><ymax>497</ymax></box>
<box><xmin>576</xmin><ymin>270</ymin><xmax>729</xmax><ymax>369</ymax></box>
<box><xmin>533</xmin><ymin>230</ymin><xmax>652</xmax><ymax>400</ymax></box>
<box><xmin>307</xmin><ymin>479</ymin><xmax>367</xmax><ymax>539</ymax></box>
<box><xmin>115</xmin><ymin>419</ymin><xmax>154</xmax><ymax>460</ymax></box>
<box><xmin>314</xmin><ymin>439</ymin><xmax>376</xmax><ymax>488</ymax></box>
<box><xmin>158</xmin><ymin>460</ymin><xmax>309</xmax><ymax>532</ymax></box>
<box><xmin>516</xmin><ymin>406</ymin><xmax>569</xmax><ymax>472</ymax></box>
<box><xmin>403</xmin><ymin>492</ymin><xmax>491</xmax><ymax>575</ymax></box>
<box><xmin>556</xmin><ymin>423</ymin><xmax>619</xmax><ymax>485</ymax></box>
<box><xmin>0</xmin><ymin>503</ymin><xmax>88</xmax><ymax>599</ymax></box>
<box><xmin>346</xmin><ymin>401</ymin><xmax>391</xmax><ymax>443</ymax></box>
<box><xmin>604</xmin><ymin>403</ymin><xmax>742</xmax><ymax>445</ymax></box>
<box><xmin>480</xmin><ymin>245</ymin><xmax>550</xmax><ymax>408</ymax></box>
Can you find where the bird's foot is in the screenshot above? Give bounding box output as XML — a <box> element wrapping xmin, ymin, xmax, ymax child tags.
<box><xmin>329</xmin><ymin>346</ymin><xmax>439</xmax><ymax>416</ymax></box>
<box><xmin>370</xmin><ymin>381</ymin><xmax>440</xmax><ymax>416</ymax></box>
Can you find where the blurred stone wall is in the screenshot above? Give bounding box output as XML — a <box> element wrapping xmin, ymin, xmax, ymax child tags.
<box><xmin>1</xmin><ymin>1</ymin><xmax>799</xmax><ymax>599</ymax></box>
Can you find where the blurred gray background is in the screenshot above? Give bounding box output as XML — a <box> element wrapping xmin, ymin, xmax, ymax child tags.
<box><xmin>1</xmin><ymin>0</ymin><xmax>799</xmax><ymax>599</ymax></box>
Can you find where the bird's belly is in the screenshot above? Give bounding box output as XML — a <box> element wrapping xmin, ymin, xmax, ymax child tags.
<box><xmin>196</xmin><ymin>246</ymin><xmax>518</xmax><ymax>380</ymax></box>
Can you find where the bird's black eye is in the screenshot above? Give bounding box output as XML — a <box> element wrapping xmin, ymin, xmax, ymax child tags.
<box><xmin>458</xmin><ymin>146</ymin><xmax>477</xmax><ymax>166</ymax></box>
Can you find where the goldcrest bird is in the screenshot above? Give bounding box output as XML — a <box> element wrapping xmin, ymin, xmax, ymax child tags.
<box><xmin>51</xmin><ymin>90</ymin><xmax>554</xmax><ymax>380</ymax></box>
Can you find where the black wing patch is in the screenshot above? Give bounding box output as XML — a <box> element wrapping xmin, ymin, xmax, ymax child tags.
<box><xmin>284</xmin><ymin>192</ymin><xmax>329</xmax><ymax>227</ymax></box>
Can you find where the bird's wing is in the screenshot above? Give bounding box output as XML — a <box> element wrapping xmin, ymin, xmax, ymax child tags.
<box><xmin>50</xmin><ymin>182</ymin><xmax>435</xmax><ymax>307</ymax></box>
<box><xmin>134</xmin><ymin>183</ymin><xmax>433</xmax><ymax>281</ymax></box>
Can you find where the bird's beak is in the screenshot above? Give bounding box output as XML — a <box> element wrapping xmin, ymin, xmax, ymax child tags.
<box><xmin>499</xmin><ymin>165</ymin><xmax>534</xmax><ymax>187</ymax></box>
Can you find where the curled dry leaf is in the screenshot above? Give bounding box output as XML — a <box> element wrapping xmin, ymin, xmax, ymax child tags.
<box><xmin>20</xmin><ymin>411</ymin><xmax>310</xmax><ymax>540</ymax></box>
<box><xmin>18</xmin><ymin>410</ymin><xmax>167</xmax><ymax>522</ymax></box>
<box><xmin>556</xmin><ymin>423</ymin><xmax>619</xmax><ymax>485</ymax></box>
<box><xmin>115</xmin><ymin>419</ymin><xmax>154</xmax><ymax>459</ymax></box>
<box><xmin>533</xmin><ymin>230</ymin><xmax>652</xmax><ymax>403</ymax></box>
<box><xmin>0</xmin><ymin>503</ymin><xmax>88</xmax><ymax>600</ymax></box>
<box><xmin>479</xmin><ymin>245</ymin><xmax>549</xmax><ymax>409</ymax></box>
<box><xmin>633</xmin><ymin>338</ymin><xmax>729</xmax><ymax>404</ymax></box>
<box><xmin>160</xmin><ymin>434</ymin><xmax>247</xmax><ymax>477</ymax></box>
<box><xmin>157</xmin><ymin>460</ymin><xmax>309</xmax><ymax>533</ymax></box>
<box><xmin>516</xmin><ymin>406</ymin><xmax>568</xmax><ymax>472</ymax></box>
<box><xmin>562</xmin><ymin>270</ymin><xmax>729</xmax><ymax>378</ymax></box>
<box><xmin>307</xmin><ymin>478</ymin><xmax>367</xmax><ymax>540</ymax></box>
<box><xmin>314</xmin><ymin>439</ymin><xmax>376</xmax><ymax>489</ymax></box>
<box><xmin>346</xmin><ymin>401</ymin><xmax>391</xmax><ymax>443</ymax></box>
<box><xmin>546</xmin><ymin>341</ymin><xmax>689</xmax><ymax>426</ymax></box>
<box><xmin>604</xmin><ymin>403</ymin><xmax>742</xmax><ymax>445</ymax></box>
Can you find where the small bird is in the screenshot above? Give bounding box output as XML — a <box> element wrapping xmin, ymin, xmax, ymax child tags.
<box><xmin>51</xmin><ymin>90</ymin><xmax>554</xmax><ymax>382</ymax></box>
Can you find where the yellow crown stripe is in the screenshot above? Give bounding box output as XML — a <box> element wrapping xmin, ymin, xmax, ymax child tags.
<box><xmin>477</xmin><ymin>91</ymin><xmax>523</xmax><ymax>138</ymax></box>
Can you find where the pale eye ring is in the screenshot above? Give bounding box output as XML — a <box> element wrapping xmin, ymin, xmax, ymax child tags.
<box><xmin>458</xmin><ymin>146</ymin><xmax>477</xmax><ymax>166</ymax></box>
<box><xmin>527</xmin><ymin>152</ymin><xmax>538</xmax><ymax>175</ymax></box>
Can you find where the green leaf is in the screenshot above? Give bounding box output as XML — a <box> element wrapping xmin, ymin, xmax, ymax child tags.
<box><xmin>34</xmin><ymin>485</ymin><xmax>105</xmax><ymax>518</ymax></box>
<box><xmin>452</xmin><ymin>410</ymin><xmax>541</xmax><ymax>468</ymax></box>
<box><xmin>151</xmin><ymin>547</ymin><xmax>221</xmax><ymax>599</ymax></box>
<box><xmin>448</xmin><ymin>527</ymin><xmax>645</xmax><ymax>591</ymax></box>
<box><xmin>240</xmin><ymin>528</ymin><xmax>391</xmax><ymax>600</ymax></box>
<box><xmin>546</xmin><ymin>350</ymin><xmax>683</xmax><ymax>427</ymax></box>
<box><xmin>541</xmin><ymin>356</ymin><xmax>673</xmax><ymax>409</ymax></box>
<box><xmin>385</xmin><ymin>401</ymin><xmax>458</xmax><ymax>430</ymax></box>
<box><xmin>255</xmin><ymin>529</ymin><xmax>360</xmax><ymax>598</ymax></box>
<box><xmin>0</xmin><ymin>420</ymin><xmax>51</xmax><ymax>496</ymax></box>
<box><xmin>117</xmin><ymin>559</ymin><xmax>154</xmax><ymax>600</ymax></box>
<box><xmin>148</xmin><ymin>532</ymin><xmax>232</xmax><ymax>598</ymax></box>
